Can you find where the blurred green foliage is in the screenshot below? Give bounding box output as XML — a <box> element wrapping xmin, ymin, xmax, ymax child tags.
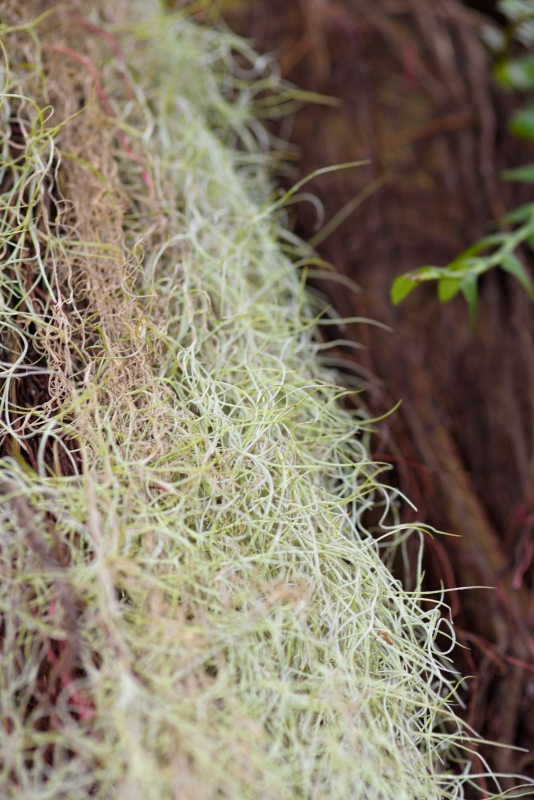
<box><xmin>391</xmin><ymin>0</ymin><xmax>534</xmax><ymax>328</ymax></box>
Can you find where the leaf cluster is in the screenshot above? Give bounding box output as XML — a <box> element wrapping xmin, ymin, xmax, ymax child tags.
<box><xmin>391</xmin><ymin>0</ymin><xmax>534</xmax><ymax>327</ymax></box>
<box><xmin>391</xmin><ymin>193</ymin><xmax>534</xmax><ymax>327</ymax></box>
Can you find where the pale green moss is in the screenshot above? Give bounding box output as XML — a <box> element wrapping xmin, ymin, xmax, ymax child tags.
<box><xmin>0</xmin><ymin>3</ymin><xmax>514</xmax><ymax>798</ymax></box>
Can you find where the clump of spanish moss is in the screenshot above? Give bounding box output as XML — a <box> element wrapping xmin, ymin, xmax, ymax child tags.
<box><xmin>0</xmin><ymin>2</ymin><xmax>517</xmax><ymax>798</ymax></box>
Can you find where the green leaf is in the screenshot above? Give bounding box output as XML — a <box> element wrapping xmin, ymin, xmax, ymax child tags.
<box><xmin>517</xmin><ymin>20</ymin><xmax>534</xmax><ymax>48</ymax></box>
<box><xmin>447</xmin><ymin>258</ymin><xmax>471</xmax><ymax>275</ymax></box>
<box><xmin>460</xmin><ymin>277</ymin><xmax>478</xmax><ymax>332</ymax></box>
<box><xmin>510</xmin><ymin>108</ymin><xmax>534</xmax><ymax>140</ymax></box>
<box><xmin>391</xmin><ymin>274</ymin><xmax>418</xmax><ymax>305</ymax></box>
<box><xmin>455</xmin><ymin>234</ymin><xmax>507</xmax><ymax>261</ymax></box>
<box><xmin>412</xmin><ymin>266</ymin><xmax>444</xmax><ymax>280</ymax></box>
<box><xmin>500</xmin><ymin>252</ymin><xmax>534</xmax><ymax>299</ymax></box>
<box><xmin>498</xmin><ymin>0</ymin><xmax>534</xmax><ymax>22</ymax></box>
<box><xmin>480</xmin><ymin>24</ymin><xmax>507</xmax><ymax>54</ymax></box>
<box><xmin>500</xmin><ymin>202</ymin><xmax>534</xmax><ymax>224</ymax></box>
<box><xmin>502</xmin><ymin>164</ymin><xmax>534</xmax><ymax>182</ymax></box>
<box><xmin>438</xmin><ymin>278</ymin><xmax>461</xmax><ymax>303</ymax></box>
<box><xmin>495</xmin><ymin>56</ymin><xmax>534</xmax><ymax>90</ymax></box>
